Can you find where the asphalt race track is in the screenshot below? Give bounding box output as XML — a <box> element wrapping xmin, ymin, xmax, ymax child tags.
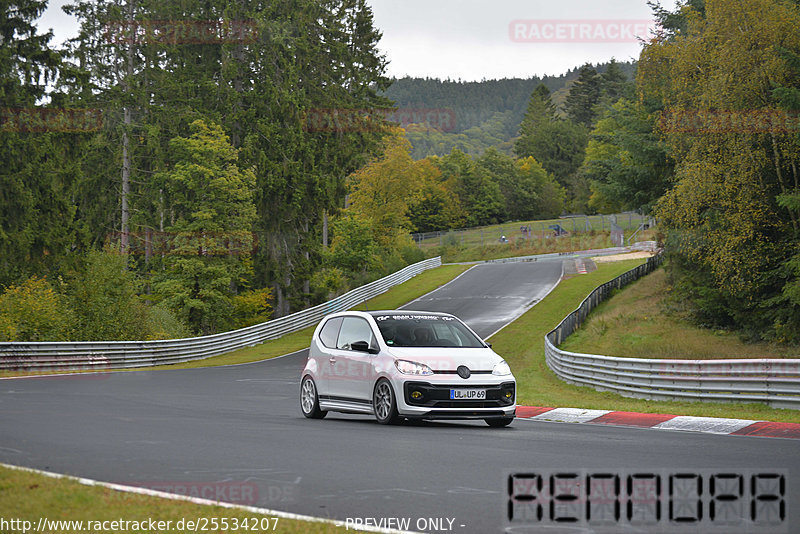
<box><xmin>400</xmin><ymin>260</ymin><xmax>564</xmax><ymax>337</ymax></box>
<box><xmin>2</xmin><ymin>259</ymin><xmax>799</xmax><ymax>533</ymax></box>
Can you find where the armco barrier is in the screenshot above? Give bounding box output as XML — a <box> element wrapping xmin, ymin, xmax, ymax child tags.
<box><xmin>545</xmin><ymin>253</ymin><xmax>800</xmax><ymax>409</ymax></box>
<box><xmin>0</xmin><ymin>257</ymin><xmax>442</xmax><ymax>372</ymax></box>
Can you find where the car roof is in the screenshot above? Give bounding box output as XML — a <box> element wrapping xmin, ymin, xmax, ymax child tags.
<box><xmin>321</xmin><ymin>310</ymin><xmax>457</xmax><ymax>322</ymax></box>
<box><xmin>365</xmin><ymin>310</ymin><xmax>453</xmax><ymax>318</ymax></box>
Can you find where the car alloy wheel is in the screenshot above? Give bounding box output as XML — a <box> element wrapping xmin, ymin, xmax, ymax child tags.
<box><xmin>300</xmin><ymin>376</ymin><xmax>326</xmax><ymax>419</ymax></box>
<box><xmin>373</xmin><ymin>379</ymin><xmax>400</xmax><ymax>424</ymax></box>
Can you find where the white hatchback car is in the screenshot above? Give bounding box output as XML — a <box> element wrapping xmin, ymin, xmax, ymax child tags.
<box><xmin>300</xmin><ymin>310</ymin><xmax>516</xmax><ymax>426</ymax></box>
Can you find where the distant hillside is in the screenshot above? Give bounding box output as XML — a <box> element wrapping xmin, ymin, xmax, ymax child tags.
<box><xmin>381</xmin><ymin>61</ymin><xmax>636</xmax><ymax>159</ymax></box>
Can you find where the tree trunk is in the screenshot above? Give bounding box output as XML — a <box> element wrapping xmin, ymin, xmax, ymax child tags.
<box><xmin>120</xmin><ymin>0</ymin><xmax>135</xmax><ymax>255</ymax></box>
<box><xmin>322</xmin><ymin>209</ymin><xmax>328</xmax><ymax>248</ymax></box>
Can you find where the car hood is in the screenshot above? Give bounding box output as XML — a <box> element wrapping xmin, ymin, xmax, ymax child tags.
<box><xmin>383</xmin><ymin>346</ymin><xmax>504</xmax><ymax>372</ymax></box>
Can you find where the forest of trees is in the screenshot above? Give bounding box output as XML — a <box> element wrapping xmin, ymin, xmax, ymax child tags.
<box><xmin>383</xmin><ymin>59</ymin><xmax>637</xmax><ymax>215</ymax></box>
<box><xmin>526</xmin><ymin>0</ymin><xmax>799</xmax><ymax>344</ymax></box>
<box><xmin>0</xmin><ymin>0</ymin><xmax>620</xmax><ymax>342</ymax></box>
<box><xmin>3</xmin><ymin>0</ymin><xmax>799</xmax><ymax>345</ymax></box>
<box><xmin>1</xmin><ymin>0</ymin><xmax>394</xmax><ymax>339</ymax></box>
<box><xmin>642</xmin><ymin>0</ymin><xmax>800</xmax><ymax>343</ymax></box>
<box><xmin>328</xmin><ymin>0</ymin><xmax>800</xmax><ymax>345</ymax></box>
<box><xmin>383</xmin><ymin>61</ymin><xmax>637</xmax><ymax>159</ymax></box>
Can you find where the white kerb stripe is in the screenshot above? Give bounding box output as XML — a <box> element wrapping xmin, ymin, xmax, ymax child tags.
<box><xmin>528</xmin><ymin>407</ymin><xmax>611</xmax><ymax>424</ymax></box>
<box><xmin>652</xmin><ymin>416</ymin><xmax>759</xmax><ymax>435</ymax></box>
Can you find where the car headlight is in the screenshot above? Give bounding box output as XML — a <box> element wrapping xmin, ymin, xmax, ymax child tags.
<box><xmin>492</xmin><ymin>360</ymin><xmax>512</xmax><ymax>376</ymax></box>
<box><xmin>395</xmin><ymin>359</ymin><xmax>434</xmax><ymax>376</ymax></box>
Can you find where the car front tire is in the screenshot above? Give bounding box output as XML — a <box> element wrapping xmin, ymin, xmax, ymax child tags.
<box><xmin>300</xmin><ymin>375</ymin><xmax>326</xmax><ymax>419</ymax></box>
<box><xmin>373</xmin><ymin>379</ymin><xmax>400</xmax><ymax>425</ymax></box>
<box><xmin>485</xmin><ymin>417</ymin><xmax>514</xmax><ymax>427</ymax></box>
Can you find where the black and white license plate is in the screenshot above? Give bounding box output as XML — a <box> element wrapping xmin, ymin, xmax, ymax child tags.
<box><xmin>450</xmin><ymin>388</ymin><xmax>486</xmax><ymax>400</ymax></box>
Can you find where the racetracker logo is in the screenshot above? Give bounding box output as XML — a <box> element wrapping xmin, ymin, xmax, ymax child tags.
<box><xmin>127</xmin><ymin>481</ymin><xmax>259</xmax><ymax>505</ymax></box>
<box><xmin>509</xmin><ymin>20</ymin><xmax>658</xmax><ymax>43</ymax></box>
<box><xmin>0</xmin><ymin>108</ymin><xmax>103</xmax><ymax>133</ymax></box>
<box><xmin>303</xmin><ymin>108</ymin><xmax>457</xmax><ymax>133</ymax></box>
<box><xmin>105</xmin><ymin>231</ymin><xmax>257</xmax><ymax>256</ymax></box>
<box><xmin>104</xmin><ymin>19</ymin><xmax>259</xmax><ymax>45</ymax></box>
<box><xmin>658</xmin><ymin>109</ymin><xmax>800</xmax><ymax>134</ymax></box>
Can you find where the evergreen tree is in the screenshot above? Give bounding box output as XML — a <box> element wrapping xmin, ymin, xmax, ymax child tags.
<box><xmin>564</xmin><ymin>64</ymin><xmax>602</xmax><ymax>127</ymax></box>
<box><xmin>516</xmin><ymin>117</ymin><xmax>588</xmax><ymax>190</ymax></box>
<box><xmin>582</xmin><ymin>99</ymin><xmax>673</xmax><ymax>213</ymax></box>
<box><xmin>600</xmin><ymin>58</ymin><xmax>633</xmax><ymax>104</ymax></box>
<box><xmin>515</xmin><ymin>82</ymin><xmax>589</xmax><ymax>206</ymax></box>
<box><xmin>514</xmin><ymin>84</ymin><xmax>556</xmax><ymax>158</ymax></box>
<box><xmin>0</xmin><ymin>0</ymin><xmax>81</xmax><ymax>286</ymax></box>
<box><xmin>154</xmin><ymin>120</ymin><xmax>257</xmax><ymax>334</ymax></box>
<box><xmin>60</xmin><ymin>0</ymin><xmax>392</xmax><ymax>317</ymax></box>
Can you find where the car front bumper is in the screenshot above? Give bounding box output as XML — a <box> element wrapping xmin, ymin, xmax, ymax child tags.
<box><xmin>392</xmin><ymin>375</ymin><xmax>517</xmax><ymax>419</ymax></box>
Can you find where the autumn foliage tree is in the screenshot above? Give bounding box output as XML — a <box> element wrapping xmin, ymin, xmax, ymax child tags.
<box><xmin>640</xmin><ymin>0</ymin><xmax>800</xmax><ymax>341</ymax></box>
<box><xmin>329</xmin><ymin>131</ymin><xmax>426</xmax><ymax>278</ymax></box>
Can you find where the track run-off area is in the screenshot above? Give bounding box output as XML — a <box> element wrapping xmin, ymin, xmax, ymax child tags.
<box><xmin>2</xmin><ymin>256</ymin><xmax>798</xmax><ymax>533</ymax></box>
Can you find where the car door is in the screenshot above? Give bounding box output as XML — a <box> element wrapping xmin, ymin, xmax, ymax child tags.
<box><xmin>328</xmin><ymin>316</ymin><xmax>378</xmax><ymax>406</ymax></box>
<box><xmin>313</xmin><ymin>316</ymin><xmax>343</xmax><ymax>397</ymax></box>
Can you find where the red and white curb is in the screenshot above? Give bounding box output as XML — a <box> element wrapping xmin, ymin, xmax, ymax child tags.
<box><xmin>516</xmin><ymin>406</ymin><xmax>800</xmax><ymax>439</ymax></box>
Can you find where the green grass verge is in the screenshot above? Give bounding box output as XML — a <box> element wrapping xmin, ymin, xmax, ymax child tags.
<box><xmin>560</xmin><ymin>267</ymin><xmax>799</xmax><ymax>360</ymax></box>
<box><xmin>488</xmin><ymin>259</ymin><xmax>800</xmax><ymax>424</ymax></box>
<box><xmin>0</xmin><ymin>264</ymin><xmax>472</xmax><ymax>377</ymax></box>
<box><xmin>0</xmin><ymin>465</ymin><xmax>347</xmax><ymax>533</ymax></box>
<box><xmin>415</xmin><ymin>213</ymin><xmax>651</xmax><ymax>250</ymax></box>
<box><xmin>440</xmin><ymin>232</ymin><xmax>616</xmax><ymax>263</ymax></box>
<box><xmin>432</xmin><ymin>229</ymin><xmax>659</xmax><ymax>264</ymax></box>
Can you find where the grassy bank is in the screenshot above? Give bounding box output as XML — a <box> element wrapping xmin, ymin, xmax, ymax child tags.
<box><xmin>0</xmin><ymin>465</ymin><xmax>346</xmax><ymax>533</ymax></box>
<box><xmin>414</xmin><ymin>212</ymin><xmax>651</xmax><ymax>251</ymax></box>
<box><xmin>488</xmin><ymin>259</ymin><xmax>800</xmax><ymax>424</ymax></box>
<box><xmin>440</xmin><ymin>232</ymin><xmax>615</xmax><ymax>263</ymax></box>
<box><xmin>560</xmin><ymin>267</ymin><xmax>799</xmax><ymax>360</ymax></box>
<box><xmin>432</xmin><ymin>229</ymin><xmax>659</xmax><ymax>264</ymax></box>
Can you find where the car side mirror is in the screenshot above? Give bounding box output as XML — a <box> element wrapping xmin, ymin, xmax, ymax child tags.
<box><xmin>484</xmin><ymin>342</ymin><xmax>492</xmax><ymax>348</ymax></box>
<box><xmin>351</xmin><ymin>340</ymin><xmax>379</xmax><ymax>354</ymax></box>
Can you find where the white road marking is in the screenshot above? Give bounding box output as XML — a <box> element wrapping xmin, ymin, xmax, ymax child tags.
<box><xmin>528</xmin><ymin>407</ymin><xmax>611</xmax><ymax>424</ymax></box>
<box><xmin>0</xmin><ymin>462</ymin><xmax>416</xmax><ymax>534</ymax></box>
<box><xmin>652</xmin><ymin>416</ymin><xmax>759</xmax><ymax>434</ymax></box>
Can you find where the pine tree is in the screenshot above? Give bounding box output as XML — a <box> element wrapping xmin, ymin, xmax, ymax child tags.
<box><xmin>600</xmin><ymin>58</ymin><xmax>632</xmax><ymax>104</ymax></box>
<box><xmin>564</xmin><ymin>64</ymin><xmax>602</xmax><ymax>127</ymax></box>
<box><xmin>0</xmin><ymin>1</ymin><xmax>79</xmax><ymax>285</ymax></box>
<box><xmin>514</xmin><ymin>84</ymin><xmax>556</xmax><ymax>158</ymax></box>
<box><xmin>154</xmin><ymin>120</ymin><xmax>257</xmax><ymax>334</ymax></box>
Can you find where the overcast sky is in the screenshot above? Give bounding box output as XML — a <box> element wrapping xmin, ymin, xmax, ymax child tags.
<box><xmin>39</xmin><ymin>0</ymin><xmax>680</xmax><ymax>81</ymax></box>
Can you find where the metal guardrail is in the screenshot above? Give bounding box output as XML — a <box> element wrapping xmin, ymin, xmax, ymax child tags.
<box><xmin>545</xmin><ymin>253</ymin><xmax>800</xmax><ymax>409</ymax></box>
<box><xmin>0</xmin><ymin>257</ymin><xmax>442</xmax><ymax>372</ymax></box>
<box><xmin>412</xmin><ymin>213</ymin><xmax>651</xmax><ymax>247</ymax></box>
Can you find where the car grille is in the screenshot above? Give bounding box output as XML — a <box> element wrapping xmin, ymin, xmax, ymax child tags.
<box><xmin>432</xmin><ymin>370</ymin><xmax>492</xmax><ymax>375</ymax></box>
<box><xmin>403</xmin><ymin>381</ymin><xmax>515</xmax><ymax>408</ymax></box>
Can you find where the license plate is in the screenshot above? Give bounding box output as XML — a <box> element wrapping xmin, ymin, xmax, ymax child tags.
<box><xmin>450</xmin><ymin>388</ymin><xmax>486</xmax><ymax>400</ymax></box>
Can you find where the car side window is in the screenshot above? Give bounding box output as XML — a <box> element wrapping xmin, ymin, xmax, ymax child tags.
<box><xmin>319</xmin><ymin>317</ymin><xmax>343</xmax><ymax>348</ymax></box>
<box><xmin>336</xmin><ymin>317</ymin><xmax>375</xmax><ymax>350</ymax></box>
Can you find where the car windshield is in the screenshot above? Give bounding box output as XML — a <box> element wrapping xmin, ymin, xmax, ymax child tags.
<box><xmin>372</xmin><ymin>314</ymin><xmax>485</xmax><ymax>348</ymax></box>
